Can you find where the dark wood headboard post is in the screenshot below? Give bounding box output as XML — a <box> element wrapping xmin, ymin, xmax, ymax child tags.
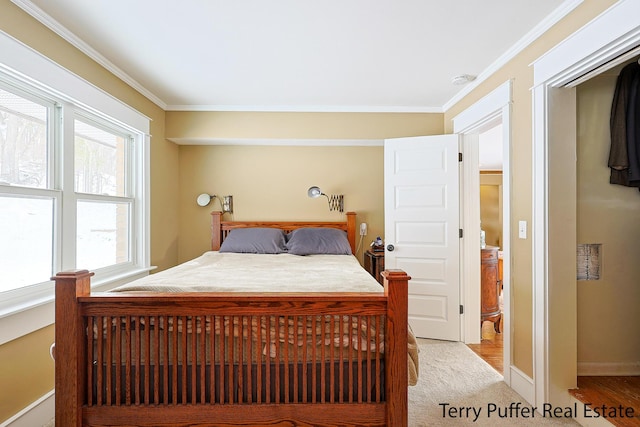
<box><xmin>52</xmin><ymin>270</ymin><xmax>94</xmax><ymax>427</ymax></box>
<box><xmin>345</xmin><ymin>211</ymin><xmax>356</xmax><ymax>254</ymax></box>
<box><xmin>211</xmin><ymin>210</ymin><xmax>223</xmax><ymax>250</ymax></box>
<box><xmin>383</xmin><ymin>269</ymin><xmax>411</xmax><ymax>426</ymax></box>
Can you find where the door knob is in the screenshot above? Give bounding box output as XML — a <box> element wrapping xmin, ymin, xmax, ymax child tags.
<box><xmin>386</xmin><ymin>244</ymin><xmax>395</xmax><ymax>252</ymax></box>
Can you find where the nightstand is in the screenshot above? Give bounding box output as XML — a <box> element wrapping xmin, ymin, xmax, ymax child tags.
<box><xmin>364</xmin><ymin>249</ymin><xmax>385</xmax><ymax>285</ymax></box>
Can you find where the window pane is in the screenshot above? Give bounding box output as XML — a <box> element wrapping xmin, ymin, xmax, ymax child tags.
<box><xmin>77</xmin><ymin>200</ymin><xmax>130</xmax><ymax>270</ymax></box>
<box><xmin>75</xmin><ymin>120</ymin><xmax>126</xmax><ymax>196</ymax></box>
<box><xmin>0</xmin><ymin>88</ymin><xmax>49</xmax><ymax>189</ymax></box>
<box><xmin>0</xmin><ymin>196</ymin><xmax>53</xmax><ymax>292</ymax></box>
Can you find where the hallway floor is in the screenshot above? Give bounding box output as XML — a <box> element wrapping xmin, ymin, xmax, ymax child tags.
<box><xmin>467</xmin><ymin>320</ymin><xmax>503</xmax><ymax>375</ymax></box>
<box><xmin>570</xmin><ymin>376</ymin><xmax>640</xmax><ymax>427</ymax></box>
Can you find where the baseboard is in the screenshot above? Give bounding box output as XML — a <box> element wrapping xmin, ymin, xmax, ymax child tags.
<box><xmin>0</xmin><ymin>390</ymin><xmax>54</xmax><ymax>427</ymax></box>
<box><xmin>577</xmin><ymin>362</ymin><xmax>640</xmax><ymax>376</ymax></box>
<box><xmin>509</xmin><ymin>365</ymin><xmax>535</xmax><ymax>405</ymax></box>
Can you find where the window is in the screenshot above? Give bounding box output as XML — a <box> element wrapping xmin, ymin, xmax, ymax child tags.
<box><xmin>0</xmin><ymin>74</ymin><xmax>149</xmax><ymax>314</ymax></box>
<box><xmin>74</xmin><ymin>119</ymin><xmax>132</xmax><ymax>271</ymax></box>
<box><xmin>0</xmin><ymin>84</ymin><xmax>55</xmax><ymax>294</ymax></box>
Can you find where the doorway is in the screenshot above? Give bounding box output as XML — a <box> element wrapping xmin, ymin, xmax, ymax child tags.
<box><xmin>453</xmin><ymin>79</ymin><xmax>512</xmax><ymax>386</ymax></box>
<box><xmin>468</xmin><ymin>122</ymin><xmax>505</xmax><ymax>374</ymax></box>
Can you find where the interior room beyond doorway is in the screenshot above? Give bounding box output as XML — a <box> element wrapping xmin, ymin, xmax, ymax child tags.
<box><xmin>469</xmin><ymin>122</ymin><xmax>505</xmax><ymax>375</ymax></box>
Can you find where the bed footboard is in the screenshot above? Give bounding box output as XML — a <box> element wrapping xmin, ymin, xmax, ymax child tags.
<box><xmin>53</xmin><ymin>269</ymin><xmax>409</xmax><ymax>427</ymax></box>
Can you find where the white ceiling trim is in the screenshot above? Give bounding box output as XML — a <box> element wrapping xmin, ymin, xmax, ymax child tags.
<box><xmin>166</xmin><ymin>104</ymin><xmax>443</xmax><ymax>113</ymax></box>
<box><xmin>12</xmin><ymin>0</ymin><xmax>581</xmax><ymax>114</ymax></box>
<box><xmin>167</xmin><ymin>138</ymin><xmax>384</xmax><ymax>146</ymax></box>
<box><xmin>10</xmin><ymin>0</ymin><xmax>169</xmax><ymax>110</ymax></box>
<box><xmin>442</xmin><ymin>0</ymin><xmax>583</xmax><ymax>112</ymax></box>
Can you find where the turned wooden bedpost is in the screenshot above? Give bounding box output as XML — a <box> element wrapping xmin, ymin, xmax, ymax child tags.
<box><xmin>53</xmin><ymin>270</ymin><xmax>93</xmax><ymax>427</ymax></box>
<box><xmin>345</xmin><ymin>211</ymin><xmax>356</xmax><ymax>254</ymax></box>
<box><xmin>383</xmin><ymin>269</ymin><xmax>410</xmax><ymax>427</ymax></box>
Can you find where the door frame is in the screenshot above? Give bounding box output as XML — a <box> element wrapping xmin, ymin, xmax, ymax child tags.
<box><xmin>531</xmin><ymin>0</ymin><xmax>640</xmax><ymax>408</ymax></box>
<box><xmin>453</xmin><ymin>80</ymin><xmax>512</xmax><ymax>386</ymax></box>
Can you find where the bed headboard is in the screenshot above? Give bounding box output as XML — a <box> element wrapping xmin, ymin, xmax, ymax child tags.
<box><xmin>211</xmin><ymin>211</ymin><xmax>357</xmax><ymax>254</ymax></box>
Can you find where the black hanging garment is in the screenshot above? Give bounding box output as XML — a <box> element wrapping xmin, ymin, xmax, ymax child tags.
<box><xmin>609</xmin><ymin>61</ymin><xmax>640</xmax><ymax>188</ymax></box>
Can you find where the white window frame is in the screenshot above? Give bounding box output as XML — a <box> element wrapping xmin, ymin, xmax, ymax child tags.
<box><xmin>0</xmin><ymin>30</ymin><xmax>151</xmax><ymax>344</ymax></box>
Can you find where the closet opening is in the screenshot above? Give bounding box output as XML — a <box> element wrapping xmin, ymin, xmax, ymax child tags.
<box><xmin>567</xmin><ymin>55</ymin><xmax>640</xmax><ymax>425</ymax></box>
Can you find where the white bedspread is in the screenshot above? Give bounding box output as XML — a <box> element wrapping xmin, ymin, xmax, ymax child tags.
<box><xmin>112</xmin><ymin>252</ymin><xmax>384</xmax><ymax>293</ymax></box>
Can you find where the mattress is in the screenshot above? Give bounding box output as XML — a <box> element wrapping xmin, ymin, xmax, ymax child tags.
<box><xmin>112</xmin><ymin>252</ymin><xmax>384</xmax><ymax>293</ymax></box>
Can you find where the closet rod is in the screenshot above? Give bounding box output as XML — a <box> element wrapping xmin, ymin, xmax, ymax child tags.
<box><xmin>565</xmin><ymin>45</ymin><xmax>640</xmax><ymax>88</ymax></box>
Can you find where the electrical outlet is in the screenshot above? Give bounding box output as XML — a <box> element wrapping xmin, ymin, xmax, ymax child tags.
<box><xmin>360</xmin><ymin>223</ymin><xmax>368</xmax><ymax>236</ymax></box>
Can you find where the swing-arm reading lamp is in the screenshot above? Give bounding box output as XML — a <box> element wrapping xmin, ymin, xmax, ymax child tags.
<box><xmin>196</xmin><ymin>193</ymin><xmax>233</xmax><ymax>213</ymax></box>
<box><xmin>307</xmin><ymin>186</ymin><xmax>344</xmax><ymax>212</ymax></box>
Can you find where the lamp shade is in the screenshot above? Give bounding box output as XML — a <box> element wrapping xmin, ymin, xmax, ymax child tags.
<box><xmin>307</xmin><ymin>186</ymin><xmax>323</xmax><ymax>198</ymax></box>
<box><xmin>196</xmin><ymin>193</ymin><xmax>213</xmax><ymax>207</ymax></box>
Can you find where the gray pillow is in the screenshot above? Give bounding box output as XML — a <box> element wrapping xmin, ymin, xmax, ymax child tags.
<box><xmin>219</xmin><ymin>228</ymin><xmax>287</xmax><ymax>254</ymax></box>
<box><xmin>286</xmin><ymin>227</ymin><xmax>352</xmax><ymax>255</ymax></box>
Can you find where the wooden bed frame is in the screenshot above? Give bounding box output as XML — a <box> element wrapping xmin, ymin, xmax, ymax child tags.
<box><xmin>53</xmin><ymin>211</ymin><xmax>411</xmax><ymax>426</ymax></box>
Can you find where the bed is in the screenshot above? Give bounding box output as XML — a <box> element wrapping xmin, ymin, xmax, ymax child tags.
<box><xmin>52</xmin><ymin>211</ymin><xmax>414</xmax><ymax>426</ymax></box>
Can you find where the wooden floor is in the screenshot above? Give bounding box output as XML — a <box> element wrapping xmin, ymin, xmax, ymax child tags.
<box><xmin>467</xmin><ymin>317</ymin><xmax>640</xmax><ymax>427</ymax></box>
<box><xmin>467</xmin><ymin>320</ymin><xmax>503</xmax><ymax>375</ymax></box>
<box><xmin>570</xmin><ymin>376</ymin><xmax>640</xmax><ymax>427</ymax></box>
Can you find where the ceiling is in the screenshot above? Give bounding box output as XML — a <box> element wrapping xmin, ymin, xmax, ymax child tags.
<box><xmin>14</xmin><ymin>0</ymin><xmax>572</xmax><ymax>113</ymax></box>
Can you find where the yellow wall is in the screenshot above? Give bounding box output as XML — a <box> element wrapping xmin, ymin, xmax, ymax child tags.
<box><xmin>170</xmin><ymin>112</ymin><xmax>445</xmax><ymax>263</ymax></box>
<box><xmin>179</xmin><ymin>145</ymin><xmax>385</xmax><ymax>263</ymax></box>
<box><xmin>444</xmin><ymin>0</ymin><xmax>618</xmax><ymax>377</ymax></box>
<box><xmin>0</xmin><ymin>0</ymin><xmax>178</xmax><ymax>422</ymax></box>
<box><xmin>0</xmin><ymin>325</ymin><xmax>54</xmax><ymax>421</ymax></box>
<box><xmin>576</xmin><ymin>61</ymin><xmax>640</xmax><ymax>365</ymax></box>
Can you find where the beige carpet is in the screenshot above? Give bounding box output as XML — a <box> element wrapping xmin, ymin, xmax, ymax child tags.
<box><xmin>409</xmin><ymin>339</ymin><xmax>581</xmax><ymax>426</ymax></box>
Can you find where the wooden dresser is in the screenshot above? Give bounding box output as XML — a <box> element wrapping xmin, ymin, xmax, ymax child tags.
<box><xmin>481</xmin><ymin>246</ymin><xmax>502</xmax><ymax>333</ymax></box>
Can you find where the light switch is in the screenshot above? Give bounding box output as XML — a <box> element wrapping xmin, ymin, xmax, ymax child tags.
<box><xmin>518</xmin><ymin>221</ymin><xmax>527</xmax><ymax>239</ymax></box>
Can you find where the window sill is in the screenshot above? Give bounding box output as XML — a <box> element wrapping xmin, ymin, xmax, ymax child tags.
<box><xmin>0</xmin><ymin>266</ymin><xmax>155</xmax><ymax>346</ymax></box>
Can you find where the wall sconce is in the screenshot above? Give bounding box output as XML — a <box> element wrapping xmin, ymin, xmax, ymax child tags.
<box><xmin>196</xmin><ymin>193</ymin><xmax>233</xmax><ymax>213</ymax></box>
<box><xmin>307</xmin><ymin>186</ymin><xmax>344</xmax><ymax>212</ymax></box>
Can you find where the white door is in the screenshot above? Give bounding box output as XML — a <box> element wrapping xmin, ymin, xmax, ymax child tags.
<box><xmin>384</xmin><ymin>135</ymin><xmax>460</xmax><ymax>341</ymax></box>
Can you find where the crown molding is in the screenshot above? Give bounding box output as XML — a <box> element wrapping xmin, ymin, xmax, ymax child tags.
<box><xmin>10</xmin><ymin>0</ymin><xmax>442</xmax><ymax>114</ymax></box>
<box><xmin>12</xmin><ymin>0</ymin><xmax>582</xmax><ymax>115</ymax></box>
<box><xmin>443</xmin><ymin>0</ymin><xmax>583</xmax><ymax>112</ymax></box>
<box><xmin>11</xmin><ymin>0</ymin><xmax>168</xmax><ymax>110</ymax></box>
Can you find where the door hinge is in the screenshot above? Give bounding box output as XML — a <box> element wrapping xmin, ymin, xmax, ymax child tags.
<box><xmin>458</xmin><ymin>152</ymin><xmax>463</xmax><ymax>162</ymax></box>
<box><xmin>459</xmin><ymin>305</ymin><xmax>464</xmax><ymax>314</ymax></box>
<box><xmin>459</xmin><ymin>229</ymin><xmax>463</xmax><ymax>238</ymax></box>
